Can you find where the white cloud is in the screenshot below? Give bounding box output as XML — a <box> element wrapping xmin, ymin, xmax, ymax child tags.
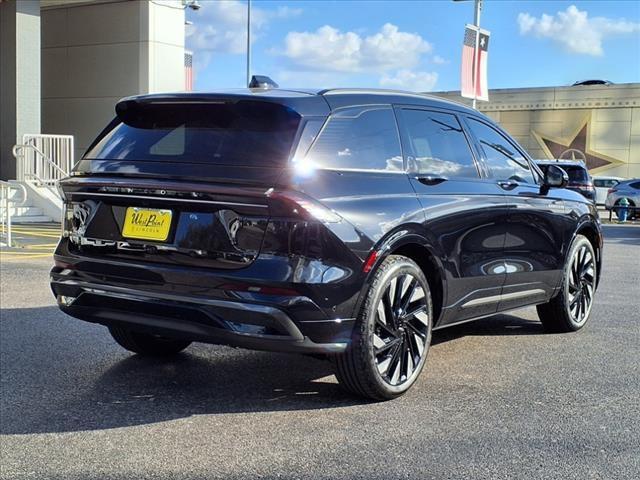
<box><xmin>379</xmin><ymin>69</ymin><xmax>438</xmax><ymax>92</ymax></box>
<box><xmin>186</xmin><ymin>0</ymin><xmax>301</xmax><ymax>67</ymax></box>
<box><xmin>517</xmin><ymin>5</ymin><xmax>640</xmax><ymax>56</ymax></box>
<box><xmin>432</xmin><ymin>55</ymin><xmax>448</xmax><ymax>65</ymax></box>
<box><xmin>280</xmin><ymin>23</ymin><xmax>433</xmax><ymax>73</ymax></box>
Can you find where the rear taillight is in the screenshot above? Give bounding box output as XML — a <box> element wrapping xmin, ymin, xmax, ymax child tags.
<box><xmin>363</xmin><ymin>250</ymin><xmax>379</xmax><ymax>273</ymax></box>
<box><xmin>267</xmin><ymin>190</ymin><xmax>342</xmax><ymax>223</ymax></box>
<box><xmin>607</xmin><ymin>188</ymin><xmax>617</xmax><ymax>194</ymax></box>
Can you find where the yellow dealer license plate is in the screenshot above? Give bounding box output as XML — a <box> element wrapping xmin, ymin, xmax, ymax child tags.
<box><xmin>122</xmin><ymin>207</ymin><xmax>172</xmax><ymax>242</ymax></box>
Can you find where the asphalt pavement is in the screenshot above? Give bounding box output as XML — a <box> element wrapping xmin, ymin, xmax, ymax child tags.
<box><xmin>1</xmin><ymin>224</ymin><xmax>639</xmax><ymax>479</ymax></box>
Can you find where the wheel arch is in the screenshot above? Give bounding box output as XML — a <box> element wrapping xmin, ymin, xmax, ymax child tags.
<box><xmin>354</xmin><ymin>228</ymin><xmax>447</xmax><ymax>326</ymax></box>
<box><xmin>574</xmin><ymin>220</ymin><xmax>603</xmax><ymax>288</ymax></box>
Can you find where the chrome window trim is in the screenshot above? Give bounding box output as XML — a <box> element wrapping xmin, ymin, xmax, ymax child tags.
<box><xmin>67</xmin><ymin>192</ymin><xmax>267</xmax><ymax>208</ymax></box>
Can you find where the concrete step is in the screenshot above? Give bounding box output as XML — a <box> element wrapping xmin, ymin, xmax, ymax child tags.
<box><xmin>2</xmin><ymin>206</ymin><xmax>44</xmax><ymax>217</ymax></box>
<box><xmin>10</xmin><ymin>214</ymin><xmax>54</xmax><ymax>224</ymax></box>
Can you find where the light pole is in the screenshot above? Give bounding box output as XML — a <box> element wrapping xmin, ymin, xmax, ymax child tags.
<box><xmin>246</xmin><ymin>0</ymin><xmax>251</xmax><ymax>87</ymax></box>
<box><xmin>471</xmin><ymin>0</ymin><xmax>482</xmax><ymax>110</ymax></box>
<box><xmin>454</xmin><ymin>0</ymin><xmax>483</xmax><ymax>109</ymax></box>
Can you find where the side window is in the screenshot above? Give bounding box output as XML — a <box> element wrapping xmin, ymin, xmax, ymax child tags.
<box><xmin>466</xmin><ymin>118</ymin><xmax>535</xmax><ymax>184</ymax></box>
<box><xmin>630</xmin><ymin>181</ymin><xmax>640</xmax><ymax>190</ymax></box>
<box><xmin>398</xmin><ymin>109</ymin><xmax>479</xmax><ymax>178</ymax></box>
<box><xmin>304</xmin><ymin>106</ymin><xmax>403</xmax><ymax>172</ymax></box>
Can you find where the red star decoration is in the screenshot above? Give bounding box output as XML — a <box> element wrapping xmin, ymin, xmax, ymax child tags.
<box><xmin>540</xmin><ymin>124</ymin><xmax>612</xmax><ymax>170</ymax></box>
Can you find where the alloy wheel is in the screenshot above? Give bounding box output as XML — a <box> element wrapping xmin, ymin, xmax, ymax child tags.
<box><xmin>372</xmin><ymin>273</ymin><xmax>430</xmax><ymax>386</ymax></box>
<box><xmin>567</xmin><ymin>244</ymin><xmax>596</xmax><ymax>325</ymax></box>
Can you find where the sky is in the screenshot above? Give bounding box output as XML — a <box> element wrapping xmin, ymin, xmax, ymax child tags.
<box><xmin>186</xmin><ymin>0</ymin><xmax>640</xmax><ymax>92</ymax></box>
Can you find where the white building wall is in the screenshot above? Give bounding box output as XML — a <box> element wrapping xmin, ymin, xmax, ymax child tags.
<box><xmin>0</xmin><ymin>0</ymin><xmax>41</xmax><ymax>180</ymax></box>
<box><xmin>41</xmin><ymin>0</ymin><xmax>185</xmax><ymax>161</ymax></box>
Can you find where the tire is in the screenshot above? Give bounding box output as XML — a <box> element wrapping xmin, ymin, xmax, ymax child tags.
<box><xmin>109</xmin><ymin>326</ymin><xmax>191</xmax><ymax>356</ymax></box>
<box><xmin>334</xmin><ymin>255</ymin><xmax>433</xmax><ymax>401</ymax></box>
<box><xmin>536</xmin><ymin>234</ymin><xmax>596</xmax><ymax>333</ymax></box>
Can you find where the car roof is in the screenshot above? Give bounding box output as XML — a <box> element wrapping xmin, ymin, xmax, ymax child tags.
<box><xmin>618</xmin><ymin>178</ymin><xmax>640</xmax><ymax>185</ymax></box>
<box><xmin>118</xmin><ymin>87</ymin><xmax>479</xmax><ymax>117</ymax></box>
<box><xmin>316</xmin><ymin>88</ymin><xmax>477</xmax><ymax>114</ymax></box>
<box><xmin>534</xmin><ymin>159</ymin><xmax>588</xmax><ymax>168</ymax></box>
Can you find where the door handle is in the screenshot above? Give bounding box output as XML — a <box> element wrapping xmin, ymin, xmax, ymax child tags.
<box><xmin>497</xmin><ymin>180</ymin><xmax>518</xmax><ymax>190</ymax></box>
<box><xmin>415</xmin><ymin>176</ymin><xmax>447</xmax><ymax>186</ymax></box>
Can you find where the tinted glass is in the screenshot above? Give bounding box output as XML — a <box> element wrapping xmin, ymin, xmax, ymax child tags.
<box><xmin>305</xmin><ymin>106</ymin><xmax>403</xmax><ymax>171</ymax></box>
<box><xmin>467</xmin><ymin>118</ymin><xmax>535</xmax><ymax>183</ymax></box>
<box><xmin>399</xmin><ymin>109</ymin><xmax>478</xmax><ymax>178</ymax></box>
<box><xmin>629</xmin><ymin>181</ymin><xmax>640</xmax><ymax>189</ymax></box>
<box><xmin>85</xmin><ymin>101</ymin><xmax>300</xmax><ymax>166</ymax></box>
<box><xmin>594</xmin><ymin>179</ymin><xmax>618</xmax><ymax>188</ymax></box>
<box><xmin>562</xmin><ymin>166</ymin><xmax>589</xmax><ymax>183</ymax></box>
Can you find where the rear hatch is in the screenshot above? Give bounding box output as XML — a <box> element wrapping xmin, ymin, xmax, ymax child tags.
<box><xmin>61</xmin><ymin>94</ymin><xmax>325</xmax><ymax>270</ymax></box>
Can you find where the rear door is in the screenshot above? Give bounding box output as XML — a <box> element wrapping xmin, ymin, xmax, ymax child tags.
<box><xmin>463</xmin><ymin>117</ymin><xmax>571</xmax><ymax>311</ymax></box>
<box><xmin>395</xmin><ymin>107</ymin><xmax>509</xmax><ymax>324</ymax></box>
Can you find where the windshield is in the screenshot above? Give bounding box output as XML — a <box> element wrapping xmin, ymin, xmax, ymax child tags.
<box><xmin>85</xmin><ymin>100</ymin><xmax>301</xmax><ymax>167</ymax></box>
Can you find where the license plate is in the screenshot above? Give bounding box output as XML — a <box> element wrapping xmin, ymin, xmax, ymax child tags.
<box><xmin>122</xmin><ymin>207</ymin><xmax>172</xmax><ymax>241</ymax></box>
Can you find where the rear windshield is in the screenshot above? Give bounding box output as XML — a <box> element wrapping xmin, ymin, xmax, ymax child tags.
<box><xmin>538</xmin><ymin>164</ymin><xmax>589</xmax><ymax>183</ymax></box>
<box><xmin>562</xmin><ymin>166</ymin><xmax>590</xmax><ymax>183</ymax></box>
<box><xmin>85</xmin><ymin>100</ymin><xmax>301</xmax><ymax>166</ymax></box>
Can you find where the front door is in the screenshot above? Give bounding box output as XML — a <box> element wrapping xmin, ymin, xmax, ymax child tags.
<box><xmin>463</xmin><ymin>117</ymin><xmax>569</xmax><ymax>311</ymax></box>
<box><xmin>395</xmin><ymin>107</ymin><xmax>510</xmax><ymax>325</ymax></box>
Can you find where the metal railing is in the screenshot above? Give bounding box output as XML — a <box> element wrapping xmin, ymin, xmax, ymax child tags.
<box><xmin>13</xmin><ymin>134</ymin><xmax>74</xmax><ymax>196</ymax></box>
<box><xmin>0</xmin><ymin>181</ymin><xmax>28</xmax><ymax>247</ymax></box>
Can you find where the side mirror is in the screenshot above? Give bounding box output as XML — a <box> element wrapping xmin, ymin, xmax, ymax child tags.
<box><xmin>544</xmin><ymin>164</ymin><xmax>568</xmax><ymax>188</ymax></box>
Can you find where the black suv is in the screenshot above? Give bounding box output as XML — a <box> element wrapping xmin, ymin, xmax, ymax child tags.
<box><xmin>535</xmin><ymin>160</ymin><xmax>596</xmax><ymax>202</ymax></box>
<box><xmin>52</xmin><ymin>87</ymin><xmax>603</xmax><ymax>400</ymax></box>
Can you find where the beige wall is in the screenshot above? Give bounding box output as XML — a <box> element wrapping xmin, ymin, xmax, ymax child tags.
<box><xmin>41</xmin><ymin>0</ymin><xmax>185</xmax><ymax>160</ymax></box>
<box><xmin>434</xmin><ymin>83</ymin><xmax>640</xmax><ymax>179</ymax></box>
<box><xmin>1</xmin><ymin>0</ymin><xmax>41</xmax><ymax>180</ymax></box>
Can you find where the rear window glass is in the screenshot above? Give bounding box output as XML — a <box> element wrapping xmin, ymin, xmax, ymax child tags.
<box><xmin>562</xmin><ymin>166</ymin><xmax>589</xmax><ymax>183</ymax></box>
<box><xmin>594</xmin><ymin>179</ymin><xmax>619</xmax><ymax>188</ymax></box>
<box><xmin>538</xmin><ymin>164</ymin><xmax>589</xmax><ymax>183</ymax></box>
<box><xmin>398</xmin><ymin>109</ymin><xmax>478</xmax><ymax>178</ymax></box>
<box><xmin>304</xmin><ymin>106</ymin><xmax>403</xmax><ymax>172</ymax></box>
<box><xmin>85</xmin><ymin>101</ymin><xmax>301</xmax><ymax>166</ymax></box>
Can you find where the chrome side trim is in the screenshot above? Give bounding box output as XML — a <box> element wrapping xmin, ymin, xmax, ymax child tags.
<box><xmin>67</xmin><ymin>192</ymin><xmax>267</xmax><ymax>209</ymax></box>
<box><xmin>461</xmin><ymin>289</ymin><xmax>547</xmax><ymax>309</ymax></box>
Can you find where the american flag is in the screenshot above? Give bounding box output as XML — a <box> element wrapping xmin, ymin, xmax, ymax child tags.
<box><xmin>461</xmin><ymin>25</ymin><xmax>490</xmax><ymax>102</ymax></box>
<box><xmin>185</xmin><ymin>51</ymin><xmax>193</xmax><ymax>91</ymax></box>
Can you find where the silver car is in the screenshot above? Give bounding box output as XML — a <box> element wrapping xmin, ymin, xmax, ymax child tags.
<box><xmin>605</xmin><ymin>178</ymin><xmax>640</xmax><ymax>219</ymax></box>
<box><xmin>593</xmin><ymin>176</ymin><xmax>623</xmax><ymax>206</ymax></box>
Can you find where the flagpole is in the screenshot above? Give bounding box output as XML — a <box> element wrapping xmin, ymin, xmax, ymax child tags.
<box><xmin>246</xmin><ymin>0</ymin><xmax>251</xmax><ymax>87</ymax></box>
<box><xmin>472</xmin><ymin>0</ymin><xmax>482</xmax><ymax>110</ymax></box>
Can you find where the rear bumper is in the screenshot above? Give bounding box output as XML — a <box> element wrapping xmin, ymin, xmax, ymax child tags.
<box><xmin>51</xmin><ymin>268</ymin><xmax>353</xmax><ymax>355</ymax></box>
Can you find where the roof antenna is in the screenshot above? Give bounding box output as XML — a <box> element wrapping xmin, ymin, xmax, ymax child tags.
<box><xmin>248</xmin><ymin>75</ymin><xmax>279</xmax><ymax>89</ymax></box>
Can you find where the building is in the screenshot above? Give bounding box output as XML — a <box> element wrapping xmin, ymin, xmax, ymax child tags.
<box><xmin>434</xmin><ymin>83</ymin><xmax>640</xmax><ymax>179</ymax></box>
<box><xmin>1</xmin><ymin>0</ymin><xmax>188</xmax><ymax>181</ymax></box>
